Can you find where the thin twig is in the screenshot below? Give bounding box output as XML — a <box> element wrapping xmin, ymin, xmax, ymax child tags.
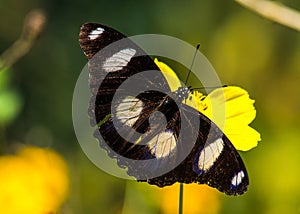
<box><xmin>235</xmin><ymin>0</ymin><xmax>300</xmax><ymax>31</ymax></box>
<box><xmin>0</xmin><ymin>9</ymin><xmax>46</xmax><ymax>70</ymax></box>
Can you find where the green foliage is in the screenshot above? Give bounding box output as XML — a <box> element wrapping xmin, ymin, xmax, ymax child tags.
<box><xmin>0</xmin><ymin>90</ymin><xmax>22</xmax><ymax>125</ymax></box>
<box><xmin>0</xmin><ymin>69</ymin><xmax>22</xmax><ymax>125</ymax></box>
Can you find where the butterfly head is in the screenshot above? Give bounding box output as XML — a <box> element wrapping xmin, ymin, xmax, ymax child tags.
<box><xmin>173</xmin><ymin>86</ymin><xmax>190</xmax><ymax>102</ymax></box>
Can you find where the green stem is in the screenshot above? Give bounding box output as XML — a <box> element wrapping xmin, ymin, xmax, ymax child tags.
<box><xmin>179</xmin><ymin>183</ymin><xmax>183</xmax><ymax>214</ymax></box>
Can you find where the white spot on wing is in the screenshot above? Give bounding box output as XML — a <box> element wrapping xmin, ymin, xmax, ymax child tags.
<box><xmin>198</xmin><ymin>138</ymin><xmax>224</xmax><ymax>171</ymax></box>
<box><xmin>148</xmin><ymin>131</ymin><xmax>177</xmax><ymax>158</ymax></box>
<box><xmin>103</xmin><ymin>48</ymin><xmax>136</xmax><ymax>72</ymax></box>
<box><xmin>116</xmin><ymin>96</ymin><xmax>143</xmax><ymax>127</ymax></box>
<box><xmin>88</xmin><ymin>27</ymin><xmax>104</xmax><ymax>40</ymax></box>
<box><xmin>231</xmin><ymin>170</ymin><xmax>245</xmax><ymax>187</ymax></box>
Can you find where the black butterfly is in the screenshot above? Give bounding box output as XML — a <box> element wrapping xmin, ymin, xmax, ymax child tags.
<box><xmin>79</xmin><ymin>22</ymin><xmax>249</xmax><ymax>195</ymax></box>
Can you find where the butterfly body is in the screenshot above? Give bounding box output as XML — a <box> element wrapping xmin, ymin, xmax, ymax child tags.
<box><xmin>79</xmin><ymin>23</ymin><xmax>249</xmax><ymax>195</ymax></box>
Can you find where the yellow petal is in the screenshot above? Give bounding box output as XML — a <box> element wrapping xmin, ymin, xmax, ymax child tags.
<box><xmin>201</xmin><ymin>86</ymin><xmax>261</xmax><ymax>151</ymax></box>
<box><xmin>224</xmin><ymin>124</ymin><xmax>261</xmax><ymax>151</ymax></box>
<box><xmin>154</xmin><ymin>58</ymin><xmax>182</xmax><ymax>91</ymax></box>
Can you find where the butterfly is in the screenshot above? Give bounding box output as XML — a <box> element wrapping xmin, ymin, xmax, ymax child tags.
<box><xmin>79</xmin><ymin>22</ymin><xmax>249</xmax><ymax>195</ymax></box>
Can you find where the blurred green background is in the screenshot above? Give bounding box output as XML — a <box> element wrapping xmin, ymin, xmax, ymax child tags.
<box><xmin>1</xmin><ymin>0</ymin><xmax>300</xmax><ymax>213</ymax></box>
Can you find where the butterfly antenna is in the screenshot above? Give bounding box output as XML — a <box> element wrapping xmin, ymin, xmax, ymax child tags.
<box><xmin>184</xmin><ymin>44</ymin><xmax>200</xmax><ymax>85</ymax></box>
<box><xmin>191</xmin><ymin>85</ymin><xmax>228</xmax><ymax>91</ymax></box>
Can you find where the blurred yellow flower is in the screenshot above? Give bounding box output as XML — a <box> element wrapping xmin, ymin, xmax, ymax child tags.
<box><xmin>155</xmin><ymin>58</ymin><xmax>261</xmax><ymax>151</ymax></box>
<box><xmin>157</xmin><ymin>183</ymin><xmax>220</xmax><ymax>214</ymax></box>
<box><xmin>0</xmin><ymin>145</ymin><xmax>69</xmax><ymax>214</ymax></box>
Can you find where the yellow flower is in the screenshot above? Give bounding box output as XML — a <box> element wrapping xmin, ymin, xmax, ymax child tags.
<box><xmin>0</xmin><ymin>145</ymin><xmax>69</xmax><ymax>214</ymax></box>
<box><xmin>154</xmin><ymin>58</ymin><xmax>260</xmax><ymax>213</ymax></box>
<box><xmin>154</xmin><ymin>58</ymin><xmax>261</xmax><ymax>151</ymax></box>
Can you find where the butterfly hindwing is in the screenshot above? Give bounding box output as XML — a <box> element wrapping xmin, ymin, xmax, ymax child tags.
<box><xmin>79</xmin><ymin>22</ymin><xmax>249</xmax><ymax>195</ymax></box>
<box><xmin>145</xmin><ymin>104</ymin><xmax>248</xmax><ymax>195</ymax></box>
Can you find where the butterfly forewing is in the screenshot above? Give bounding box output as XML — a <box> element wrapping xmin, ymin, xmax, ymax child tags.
<box><xmin>79</xmin><ymin>22</ymin><xmax>249</xmax><ymax>195</ymax></box>
<box><xmin>80</xmin><ymin>23</ymin><xmax>184</xmax><ymax>173</ymax></box>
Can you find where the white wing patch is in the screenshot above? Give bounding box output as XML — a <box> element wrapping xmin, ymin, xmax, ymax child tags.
<box><xmin>231</xmin><ymin>170</ymin><xmax>245</xmax><ymax>187</ymax></box>
<box><xmin>198</xmin><ymin>138</ymin><xmax>224</xmax><ymax>171</ymax></box>
<box><xmin>148</xmin><ymin>131</ymin><xmax>177</xmax><ymax>158</ymax></box>
<box><xmin>116</xmin><ymin>96</ymin><xmax>143</xmax><ymax>127</ymax></box>
<box><xmin>88</xmin><ymin>27</ymin><xmax>104</xmax><ymax>40</ymax></box>
<box><xmin>103</xmin><ymin>48</ymin><xmax>136</xmax><ymax>72</ymax></box>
